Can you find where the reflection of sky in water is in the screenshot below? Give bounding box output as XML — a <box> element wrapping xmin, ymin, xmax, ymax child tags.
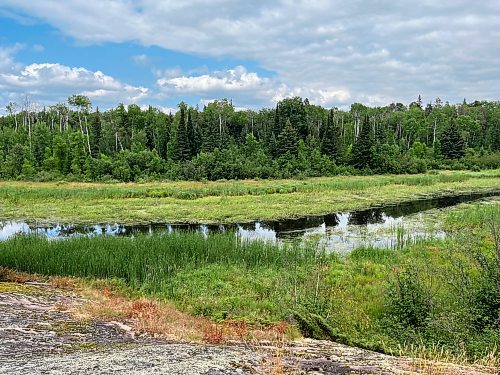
<box><xmin>238</xmin><ymin>222</ymin><xmax>276</xmax><ymax>242</ymax></box>
<box><xmin>0</xmin><ymin>221</ymin><xmax>31</xmax><ymax>240</ymax></box>
<box><xmin>0</xmin><ymin>212</ymin><xmax>470</xmax><ymax>253</ymax></box>
<box><xmin>0</xmin><ymin>194</ymin><xmax>496</xmax><ymax>252</ymax></box>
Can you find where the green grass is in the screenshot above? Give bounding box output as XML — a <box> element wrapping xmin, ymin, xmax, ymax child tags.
<box><xmin>0</xmin><ymin>195</ymin><xmax>498</xmax><ymax>366</ymax></box>
<box><xmin>0</xmin><ymin>232</ymin><xmax>331</xmax><ymax>322</ymax></box>
<box><xmin>0</xmin><ymin>169</ymin><xmax>499</xmax><ymax>224</ymax></box>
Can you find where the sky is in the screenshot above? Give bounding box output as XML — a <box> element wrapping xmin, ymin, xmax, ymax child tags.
<box><xmin>0</xmin><ymin>0</ymin><xmax>499</xmax><ymax>113</ymax></box>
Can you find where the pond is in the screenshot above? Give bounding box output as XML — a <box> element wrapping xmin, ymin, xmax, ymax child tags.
<box><xmin>1</xmin><ymin>191</ymin><xmax>498</xmax><ymax>253</ymax></box>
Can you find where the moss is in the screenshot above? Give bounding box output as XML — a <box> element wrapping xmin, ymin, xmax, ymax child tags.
<box><xmin>50</xmin><ymin>320</ymin><xmax>92</xmax><ymax>336</ymax></box>
<box><xmin>0</xmin><ymin>282</ymin><xmax>40</xmax><ymax>294</ymax></box>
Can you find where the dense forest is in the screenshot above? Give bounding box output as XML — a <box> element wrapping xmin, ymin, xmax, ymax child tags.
<box><xmin>1</xmin><ymin>96</ymin><xmax>499</xmax><ymax>181</ymax></box>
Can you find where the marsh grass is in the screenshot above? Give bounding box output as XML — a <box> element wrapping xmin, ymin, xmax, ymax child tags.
<box><xmin>1</xmin><ymin>198</ymin><xmax>499</xmax><ymax>368</ymax></box>
<box><xmin>0</xmin><ymin>170</ymin><xmax>499</xmax><ymax>224</ymax></box>
<box><xmin>2</xmin><ymin>170</ymin><xmax>498</xmax><ymax>202</ymax></box>
<box><xmin>0</xmin><ymin>232</ymin><xmax>331</xmax><ymax>321</ymax></box>
<box><xmin>0</xmin><ymin>232</ymin><xmax>324</xmax><ymax>281</ymax></box>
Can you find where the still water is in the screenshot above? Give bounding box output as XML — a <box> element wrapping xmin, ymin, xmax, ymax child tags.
<box><xmin>1</xmin><ymin>191</ymin><xmax>498</xmax><ymax>253</ymax></box>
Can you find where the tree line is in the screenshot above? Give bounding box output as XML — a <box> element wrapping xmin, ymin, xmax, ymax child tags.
<box><xmin>0</xmin><ymin>95</ymin><xmax>499</xmax><ymax>181</ymax></box>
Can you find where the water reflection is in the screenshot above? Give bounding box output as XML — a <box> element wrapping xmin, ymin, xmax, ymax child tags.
<box><xmin>0</xmin><ymin>191</ymin><xmax>497</xmax><ymax>253</ymax></box>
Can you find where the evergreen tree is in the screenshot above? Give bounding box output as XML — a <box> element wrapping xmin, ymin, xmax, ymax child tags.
<box><xmin>89</xmin><ymin>108</ymin><xmax>102</xmax><ymax>158</ymax></box>
<box><xmin>277</xmin><ymin>119</ymin><xmax>299</xmax><ymax>155</ymax></box>
<box><xmin>321</xmin><ymin>109</ymin><xmax>342</xmax><ymax>161</ymax></box>
<box><xmin>351</xmin><ymin>117</ymin><xmax>374</xmax><ymax>170</ymax></box>
<box><xmin>490</xmin><ymin>113</ymin><xmax>500</xmax><ymax>152</ymax></box>
<box><xmin>186</xmin><ymin>108</ymin><xmax>197</xmax><ymax>156</ymax></box>
<box><xmin>440</xmin><ymin>119</ymin><xmax>465</xmax><ymax>159</ymax></box>
<box><xmin>173</xmin><ymin>103</ymin><xmax>191</xmax><ymax>161</ymax></box>
<box><xmin>201</xmin><ymin>123</ymin><xmax>218</xmax><ymax>153</ymax></box>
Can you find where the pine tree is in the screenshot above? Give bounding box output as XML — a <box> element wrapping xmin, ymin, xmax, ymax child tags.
<box><xmin>277</xmin><ymin>119</ymin><xmax>299</xmax><ymax>155</ymax></box>
<box><xmin>273</xmin><ymin>103</ymin><xmax>281</xmax><ymax>136</ymax></box>
<box><xmin>440</xmin><ymin>119</ymin><xmax>465</xmax><ymax>159</ymax></box>
<box><xmin>351</xmin><ymin>117</ymin><xmax>374</xmax><ymax>170</ymax></box>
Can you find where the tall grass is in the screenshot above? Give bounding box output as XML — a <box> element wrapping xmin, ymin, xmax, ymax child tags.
<box><xmin>1</xmin><ymin>170</ymin><xmax>498</xmax><ymax>203</ymax></box>
<box><xmin>0</xmin><ymin>232</ymin><xmax>325</xmax><ymax>293</ymax></box>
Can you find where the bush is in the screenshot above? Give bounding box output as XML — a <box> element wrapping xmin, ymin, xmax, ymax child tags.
<box><xmin>386</xmin><ymin>268</ymin><xmax>433</xmax><ymax>329</ymax></box>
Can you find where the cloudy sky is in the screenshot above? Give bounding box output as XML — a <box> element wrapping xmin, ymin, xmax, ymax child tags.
<box><xmin>0</xmin><ymin>1</ymin><xmax>499</xmax><ymax>112</ymax></box>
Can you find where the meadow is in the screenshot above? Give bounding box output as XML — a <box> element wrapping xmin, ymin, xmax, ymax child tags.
<box><xmin>0</xmin><ymin>169</ymin><xmax>499</xmax><ymax>224</ymax></box>
<box><xmin>0</xmin><ymin>200</ymin><xmax>498</xmax><ymax>366</ymax></box>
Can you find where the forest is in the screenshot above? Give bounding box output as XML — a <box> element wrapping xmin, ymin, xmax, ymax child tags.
<box><xmin>1</xmin><ymin>95</ymin><xmax>499</xmax><ymax>182</ymax></box>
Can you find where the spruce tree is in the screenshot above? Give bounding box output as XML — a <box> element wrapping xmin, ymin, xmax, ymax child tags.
<box><xmin>490</xmin><ymin>115</ymin><xmax>500</xmax><ymax>152</ymax></box>
<box><xmin>351</xmin><ymin>117</ymin><xmax>374</xmax><ymax>170</ymax></box>
<box><xmin>440</xmin><ymin>119</ymin><xmax>465</xmax><ymax>159</ymax></box>
<box><xmin>321</xmin><ymin>109</ymin><xmax>342</xmax><ymax>162</ymax></box>
<box><xmin>277</xmin><ymin>119</ymin><xmax>299</xmax><ymax>155</ymax></box>
<box><xmin>186</xmin><ymin>109</ymin><xmax>198</xmax><ymax>156</ymax></box>
<box><xmin>174</xmin><ymin>103</ymin><xmax>191</xmax><ymax>161</ymax></box>
<box><xmin>89</xmin><ymin>108</ymin><xmax>102</xmax><ymax>158</ymax></box>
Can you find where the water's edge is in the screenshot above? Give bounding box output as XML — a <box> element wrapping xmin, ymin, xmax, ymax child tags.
<box><xmin>1</xmin><ymin>190</ymin><xmax>498</xmax><ymax>252</ymax></box>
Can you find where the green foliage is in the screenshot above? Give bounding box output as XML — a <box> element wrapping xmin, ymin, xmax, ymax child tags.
<box><xmin>0</xmin><ymin>97</ymin><xmax>498</xmax><ymax>182</ymax></box>
<box><xmin>277</xmin><ymin>119</ymin><xmax>299</xmax><ymax>156</ymax></box>
<box><xmin>321</xmin><ymin>109</ymin><xmax>342</xmax><ymax>162</ymax></box>
<box><xmin>351</xmin><ymin>117</ymin><xmax>374</xmax><ymax>170</ymax></box>
<box><xmin>386</xmin><ymin>268</ymin><xmax>432</xmax><ymax>329</ymax></box>
<box><xmin>0</xmin><ymin>200</ymin><xmax>499</xmax><ymax>364</ymax></box>
<box><xmin>440</xmin><ymin>119</ymin><xmax>465</xmax><ymax>159</ymax></box>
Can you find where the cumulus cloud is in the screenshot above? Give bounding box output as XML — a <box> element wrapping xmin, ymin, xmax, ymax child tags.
<box><xmin>157</xmin><ymin>65</ymin><xmax>351</xmax><ymax>107</ymax></box>
<box><xmin>158</xmin><ymin>66</ymin><xmax>269</xmax><ymax>93</ymax></box>
<box><xmin>1</xmin><ymin>1</ymin><xmax>499</xmax><ymax>106</ymax></box>
<box><xmin>0</xmin><ymin>53</ymin><xmax>149</xmax><ymax>106</ymax></box>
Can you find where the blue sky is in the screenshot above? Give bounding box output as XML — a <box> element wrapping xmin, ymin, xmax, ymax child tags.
<box><xmin>0</xmin><ymin>1</ymin><xmax>499</xmax><ymax>112</ymax></box>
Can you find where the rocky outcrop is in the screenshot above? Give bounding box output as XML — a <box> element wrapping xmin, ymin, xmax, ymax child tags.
<box><xmin>0</xmin><ymin>282</ymin><xmax>496</xmax><ymax>375</ymax></box>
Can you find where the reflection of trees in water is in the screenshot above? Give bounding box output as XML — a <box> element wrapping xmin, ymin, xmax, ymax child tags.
<box><xmin>383</xmin><ymin>200</ymin><xmax>436</xmax><ymax>218</ymax></box>
<box><xmin>262</xmin><ymin>216</ymin><xmax>324</xmax><ymax>234</ymax></box>
<box><xmin>17</xmin><ymin>192</ymin><xmax>496</xmax><ymax>241</ymax></box>
<box><xmin>324</xmin><ymin>213</ymin><xmax>340</xmax><ymax>227</ymax></box>
<box><xmin>381</xmin><ymin>193</ymin><xmax>493</xmax><ymax>218</ymax></box>
<box><xmin>238</xmin><ymin>222</ymin><xmax>255</xmax><ymax>231</ymax></box>
<box><xmin>348</xmin><ymin>209</ymin><xmax>384</xmax><ymax>225</ymax></box>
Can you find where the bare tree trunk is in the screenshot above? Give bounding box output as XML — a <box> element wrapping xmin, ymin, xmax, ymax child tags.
<box><xmin>219</xmin><ymin>113</ymin><xmax>222</xmax><ymax>136</ymax></box>
<box><xmin>433</xmin><ymin>118</ymin><xmax>437</xmax><ymax>145</ymax></box>
<box><xmin>84</xmin><ymin>115</ymin><xmax>92</xmax><ymax>155</ymax></box>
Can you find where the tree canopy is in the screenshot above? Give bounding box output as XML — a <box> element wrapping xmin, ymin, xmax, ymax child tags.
<box><xmin>0</xmin><ymin>95</ymin><xmax>498</xmax><ymax>181</ymax></box>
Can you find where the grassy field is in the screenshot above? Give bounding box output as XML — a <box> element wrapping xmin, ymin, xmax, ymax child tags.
<box><xmin>1</xmin><ymin>200</ymin><xmax>499</xmax><ymax>366</ymax></box>
<box><xmin>0</xmin><ymin>170</ymin><xmax>499</xmax><ymax>224</ymax></box>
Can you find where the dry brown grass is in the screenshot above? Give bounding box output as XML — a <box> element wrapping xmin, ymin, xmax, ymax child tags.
<box><xmin>72</xmin><ymin>281</ymin><xmax>296</xmax><ymax>345</ymax></box>
<box><xmin>401</xmin><ymin>342</ymin><xmax>499</xmax><ymax>374</ymax></box>
<box><xmin>0</xmin><ymin>267</ymin><xmax>33</xmax><ymax>283</ymax></box>
<box><xmin>49</xmin><ymin>276</ymin><xmax>79</xmax><ymax>289</ymax></box>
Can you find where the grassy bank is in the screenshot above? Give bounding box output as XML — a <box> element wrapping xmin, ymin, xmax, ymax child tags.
<box><xmin>0</xmin><ymin>233</ymin><xmax>327</xmax><ymax>322</ymax></box>
<box><xmin>0</xmin><ymin>200</ymin><xmax>499</xmax><ymax>366</ymax></box>
<box><xmin>1</xmin><ymin>170</ymin><xmax>499</xmax><ymax>224</ymax></box>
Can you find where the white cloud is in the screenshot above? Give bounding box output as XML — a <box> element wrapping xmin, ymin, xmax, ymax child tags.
<box><xmin>0</xmin><ymin>53</ymin><xmax>150</xmax><ymax>106</ymax></box>
<box><xmin>139</xmin><ymin>104</ymin><xmax>177</xmax><ymax>114</ymax></box>
<box><xmin>158</xmin><ymin>66</ymin><xmax>268</xmax><ymax>93</ymax></box>
<box><xmin>157</xmin><ymin>65</ymin><xmax>350</xmax><ymax>107</ymax></box>
<box><xmin>1</xmin><ymin>1</ymin><xmax>499</xmax><ymax>106</ymax></box>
